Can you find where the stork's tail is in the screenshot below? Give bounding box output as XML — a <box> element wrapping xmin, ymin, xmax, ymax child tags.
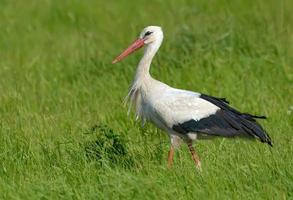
<box><xmin>200</xmin><ymin>94</ymin><xmax>273</xmax><ymax>147</ymax></box>
<box><xmin>239</xmin><ymin>114</ymin><xmax>272</xmax><ymax>147</ymax></box>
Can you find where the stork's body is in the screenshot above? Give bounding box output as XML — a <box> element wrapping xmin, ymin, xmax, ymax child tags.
<box><xmin>113</xmin><ymin>26</ymin><xmax>272</xmax><ymax>169</ymax></box>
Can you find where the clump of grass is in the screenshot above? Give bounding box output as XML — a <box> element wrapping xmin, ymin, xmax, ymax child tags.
<box><xmin>84</xmin><ymin>124</ymin><xmax>134</xmax><ymax>168</ymax></box>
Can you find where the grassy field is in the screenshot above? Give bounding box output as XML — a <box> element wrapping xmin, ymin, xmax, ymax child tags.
<box><xmin>0</xmin><ymin>0</ymin><xmax>292</xmax><ymax>199</ymax></box>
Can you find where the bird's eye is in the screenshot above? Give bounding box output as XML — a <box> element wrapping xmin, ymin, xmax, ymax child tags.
<box><xmin>144</xmin><ymin>31</ymin><xmax>153</xmax><ymax>37</ymax></box>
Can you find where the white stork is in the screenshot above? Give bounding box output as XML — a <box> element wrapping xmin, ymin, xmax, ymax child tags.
<box><xmin>112</xmin><ymin>26</ymin><xmax>272</xmax><ymax>169</ymax></box>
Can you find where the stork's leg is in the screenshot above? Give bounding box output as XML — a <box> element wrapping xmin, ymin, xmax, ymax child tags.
<box><xmin>167</xmin><ymin>146</ymin><xmax>174</xmax><ymax>167</ymax></box>
<box><xmin>187</xmin><ymin>142</ymin><xmax>201</xmax><ymax>170</ymax></box>
<box><xmin>167</xmin><ymin>135</ymin><xmax>182</xmax><ymax>168</ymax></box>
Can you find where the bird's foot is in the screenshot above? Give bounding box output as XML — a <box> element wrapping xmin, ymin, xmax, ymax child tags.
<box><xmin>196</xmin><ymin>161</ymin><xmax>202</xmax><ymax>172</ymax></box>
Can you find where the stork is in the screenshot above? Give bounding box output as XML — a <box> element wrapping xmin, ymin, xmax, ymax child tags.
<box><xmin>112</xmin><ymin>26</ymin><xmax>272</xmax><ymax>169</ymax></box>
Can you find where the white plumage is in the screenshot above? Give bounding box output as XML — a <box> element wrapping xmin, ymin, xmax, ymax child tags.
<box><xmin>113</xmin><ymin>25</ymin><xmax>272</xmax><ymax>169</ymax></box>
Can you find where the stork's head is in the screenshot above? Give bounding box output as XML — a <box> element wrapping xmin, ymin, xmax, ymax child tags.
<box><xmin>139</xmin><ymin>26</ymin><xmax>163</xmax><ymax>45</ymax></box>
<box><xmin>112</xmin><ymin>26</ymin><xmax>163</xmax><ymax>64</ymax></box>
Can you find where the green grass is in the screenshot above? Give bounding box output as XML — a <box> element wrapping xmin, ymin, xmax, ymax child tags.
<box><xmin>0</xmin><ymin>0</ymin><xmax>292</xmax><ymax>199</ymax></box>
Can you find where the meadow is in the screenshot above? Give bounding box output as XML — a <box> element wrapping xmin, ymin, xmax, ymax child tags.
<box><xmin>0</xmin><ymin>0</ymin><xmax>292</xmax><ymax>199</ymax></box>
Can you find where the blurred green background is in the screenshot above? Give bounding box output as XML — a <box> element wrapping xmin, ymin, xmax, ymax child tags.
<box><xmin>0</xmin><ymin>0</ymin><xmax>292</xmax><ymax>199</ymax></box>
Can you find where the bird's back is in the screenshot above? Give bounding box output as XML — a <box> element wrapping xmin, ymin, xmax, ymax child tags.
<box><xmin>145</xmin><ymin>85</ymin><xmax>220</xmax><ymax>130</ymax></box>
<box><xmin>138</xmin><ymin>80</ymin><xmax>272</xmax><ymax>145</ymax></box>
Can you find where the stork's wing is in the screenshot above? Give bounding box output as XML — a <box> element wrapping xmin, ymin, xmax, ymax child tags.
<box><xmin>155</xmin><ymin>90</ymin><xmax>272</xmax><ymax>146</ymax></box>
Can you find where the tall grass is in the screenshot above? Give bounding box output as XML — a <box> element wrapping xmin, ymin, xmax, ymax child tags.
<box><xmin>0</xmin><ymin>0</ymin><xmax>292</xmax><ymax>199</ymax></box>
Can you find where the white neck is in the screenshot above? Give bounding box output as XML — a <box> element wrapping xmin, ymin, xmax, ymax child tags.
<box><xmin>133</xmin><ymin>37</ymin><xmax>163</xmax><ymax>83</ymax></box>
<box><xmin>125</xmin><ymin>27</ymin><xmax>163</xmax><ymax>119</ymax></box>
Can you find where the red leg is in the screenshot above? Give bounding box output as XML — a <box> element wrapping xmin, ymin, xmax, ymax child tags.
<box><xmin>167</xmin><ymin>146</ymin><xmax>174</xmax><ymax>167</ymax></box>
<box><xmin>187</xmin><ymin>142</ymin><xmax>201</xmax><ymax>169</ymax></box>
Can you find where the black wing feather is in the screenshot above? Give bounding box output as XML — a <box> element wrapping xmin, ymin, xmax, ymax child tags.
<box><xmin>172</xmin><ymin>94</ymin><xmax>272</xmax><ymax>146</ymax></box>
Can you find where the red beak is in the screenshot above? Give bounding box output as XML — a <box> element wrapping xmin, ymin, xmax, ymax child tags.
<box><xmin>112</xmin><ymin>38</ymin><xmax>145</xmax><ymax>64</ymax></box>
